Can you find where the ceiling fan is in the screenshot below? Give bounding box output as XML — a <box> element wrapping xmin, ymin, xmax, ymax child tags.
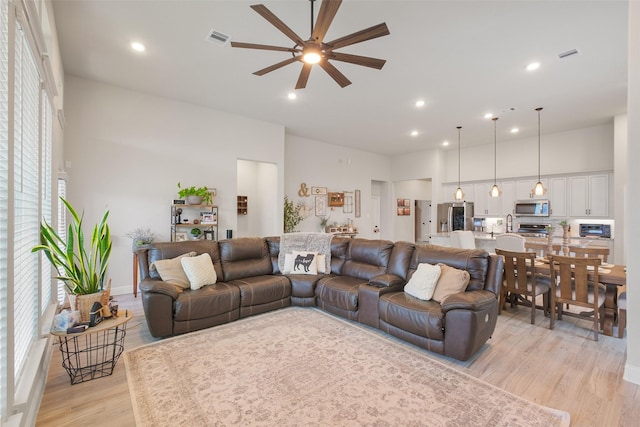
<box><xmin>231</xmin><ymin>0</ymin><xmax>390</xmax><ymax>89</ymax></box>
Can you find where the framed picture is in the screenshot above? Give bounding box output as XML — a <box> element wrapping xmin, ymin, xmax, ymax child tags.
<box><xmin>328</xmin><ymin>192</ymin><xmax>344</xmax><ymax>207</ymax></box>
<box><xmin>207</xmin><ymin>188</ymin><xmax>217</xmax><ymax>197</ymax></box>
<box><xmin>311</xmin><ymin>186</ymin><xmax>327</xmax><ymax>195</ymax></box>
<box><xmin>204</xmin><ymin>230</ymin><xmax>215</xmax><ymax>240</ymax></box>
<box><xmin>404</xmin><ymin>207</ymin><xmax>411</xmax><ymax>215</ymax></box>
<box><xmin>404</xmin><ymin>199</ymin><xmax>410</xmax><ymax>207</ymax></box>
<box><xmin>397</xmin><ymin>198</ymin><xmax>404</xmax><ymax>207</ymax></box>
<box><xmin>201</xmin><ymin>213</ymin><xmax>215</xmax><ymax>224</ymax></box>
<box><xmin>343</xmin><ymin>192</ymin><xmax>353</xmax><ymax>214</ymax></box>
<box><xmin>397</xmin><ymin>207</ymin><xmax>404</xmax><ymax>216</ymax></box>
<box><xmin>354</xmin><ymin>190</ymin><xmax>361</xmax><ymax>218</ymax></box>
<box><xmin>175</xmin><ymin>232</ymin><xmax>188</xmax><ymax>242</ymax></box>
<box><xmin>315</xmin><ymin>196</ymin><xmax>327</xmax><ymax>217</ymax></box>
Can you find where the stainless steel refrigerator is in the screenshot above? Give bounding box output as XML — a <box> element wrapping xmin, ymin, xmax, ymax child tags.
<box><xmin>436</xmin><ymin>202</ymin><xmax>474</xmax><ymax>232</ymax></box>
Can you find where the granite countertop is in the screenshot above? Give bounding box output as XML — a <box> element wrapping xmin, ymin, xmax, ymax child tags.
<box><xmin>431</xmin><ymin>232</ymin><xmax>613</xmax><ymax>242</ymax></box>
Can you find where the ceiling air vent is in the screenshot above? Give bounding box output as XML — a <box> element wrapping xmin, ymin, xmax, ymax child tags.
<box><xmin>206</xmin><ymin>28</ymin><xmax>231</xmax><ymax>46</ymax></box>
<box><xmin>558</xmin><ymin>48</ymin><xmax>580</xmax><ymax>59</ymax></box>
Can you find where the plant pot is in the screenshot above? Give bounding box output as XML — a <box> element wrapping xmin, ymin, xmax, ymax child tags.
<box><xmin>68</xmin><ymin>289</ymin><xmax>110</xmax><ymax>323</ymax></box>
<box><xmin>186</xmin><ymin>195</ymin><xmax>203</xmax><ymax>205</ymax></box>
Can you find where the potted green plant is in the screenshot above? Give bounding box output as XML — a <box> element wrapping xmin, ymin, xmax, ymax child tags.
<box><xmin>319</xmin><ymin>215</ymin><xmax>330</xmax><ymax>232</ymax></box>
<box><xmin>190</xmin><ymin>227</ymin><xmax>202</xmax><ymax>239</ymax></box>
<box><xmin>32</xmin><ymin>197</ymin><xmax>112</xmax><ymax>321</ymax></box>
<box><xmin>283</xmin><ymin>196</ymin><xmax>306</xmax><ymax>233</ymax></box>
<box><xmin>126</xmin><ymin>227</ymin><xmax>156</xmax><ymax>251</ymax></box>
<box><xmin>177</xmin><ymin>182</ymin><xmax>212</xmax><ymax>205</ymax></box>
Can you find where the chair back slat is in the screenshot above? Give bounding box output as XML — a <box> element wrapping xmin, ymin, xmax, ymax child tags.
<box><xmin>568</xmin><ymin>246</ymin><xmax>609</xmax><ymax>262</ymax></box>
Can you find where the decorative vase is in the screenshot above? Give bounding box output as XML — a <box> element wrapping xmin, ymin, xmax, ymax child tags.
<box><xmin>186</xmin><ymin>195</ymin><xmax>203</xmax><ymax>205</ymax></box>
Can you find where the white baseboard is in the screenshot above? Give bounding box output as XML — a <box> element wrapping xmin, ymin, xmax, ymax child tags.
<box><xmin>111</xmin><ymin>284</ymin><xmax>132</xmax><ymax>296</ymax></box>
<box><xmin>623</xmin><ymin>362</ymin><xmax>640</xmax><ymax>385</ymax></box>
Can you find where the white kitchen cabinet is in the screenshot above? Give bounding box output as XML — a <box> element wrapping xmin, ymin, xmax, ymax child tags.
<box><xmin>473</xmin><ymin>182</ymin><xmax>502</xmax><ymax>216</ymax></box>
<box><xmin>500</xmin><ymin>181</ymin><xmax>516</xmax><ymax>216</ymax></box>
<box><xmin>548</xmin><ymin>177</ymin><xmax>567</xmax><ymax>217</ymax></box>
<box><xmin>569</xmin><ymin>174</ymin><xmax>609</xmax><ymax>217</ymax></box>
<box><xmin>515</xmin><ymin>179</ymin><xmax>548</xmax><ymax>200</ymax></box>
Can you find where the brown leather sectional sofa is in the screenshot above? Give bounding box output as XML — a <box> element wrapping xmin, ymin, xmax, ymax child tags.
<box><xmin>137</xmin><ymin>236</ymin><xmax>504</xmax><ymax>361</ymax></box>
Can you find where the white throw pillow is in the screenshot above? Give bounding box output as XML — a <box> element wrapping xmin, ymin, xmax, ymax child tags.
<box><xmin>180</xmin><ymin>253</ymin><xmax>217</xmax><ymax>290</ymax></box>
<box><xmin>283</xmin><ymin>252</ymin><xmax>326</xmax><ymax>274</ymax></box>
<box><xmin>404</xmin><ymin>263</ymin><xmax>441</xmax><ymax>301</ymax></box>
<box><xmin>290</xmin><ymin>251</ymin><xmax>319</xmax><ymax>275</ymax></box>
<box><xmin>150</xmin><ymin>251</ymin><xmax>197</xmax><ymax>289</ymax></box>
<box><xmin>432</xmin><ymin>263</ymin><xmax>470</xmax><ymax>303</ymax></box>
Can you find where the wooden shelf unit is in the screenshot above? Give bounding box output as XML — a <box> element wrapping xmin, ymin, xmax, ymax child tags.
<box><xmin>237</xmin><ymin>195</ymin><xmax>248</xmax><ymax>215</ymax></box>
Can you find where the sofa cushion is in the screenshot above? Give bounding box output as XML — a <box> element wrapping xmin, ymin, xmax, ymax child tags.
<box><xmin>181</xmin><ymin>253</ymin><xmax>218</xmax><ymax>290</ymax></box>
<box><xmin>432</xmin><ymin>263</ymin><xmax>470</xmax><ymax>303</ymax></box>
<box><xmin>316</xmin><ymin>275</ymin><xmax>365</xmax><ymax>312</ymax></box>
<box><xmin>151</xmin><ymin>251</ymin><xmax>197</xmax><ymax>289</ymax></box>
<box><xmin>173</xmin><ymin>283</ymin><xmax>240</xmax><ymax>321</ymax></box>
<box><xmin>341</xmin><ymin>239</ymin><xmax>394</xmax><ymax>280</ymax></box>
<box><xmin>229</xmin><ymin>275</ymin><xmax>291</xmax><ymax>307</ymax></box>
<box><xmin>404</xmin><ymin>263</ymin><xmax>441</xmax><ymax>301</ymax></box>
<box><xmin>379</xmin><ymin>292</ymin><xmax>445</xmax><ymax>341</ymax></box>
<box><xmin>409</xmin><ymin>245</ymin><xmax>489</xmax><ymax>292</ymax></box>
<box><xmin>219</xmin><ymin>237</ymin><xmax>273</xmax><ymax>281</ymax></box>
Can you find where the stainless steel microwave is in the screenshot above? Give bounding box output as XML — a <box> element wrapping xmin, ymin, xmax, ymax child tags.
<box><xmin>514</xmin><ymin>200</ymin><xmax>550</xmax><ymax>217</ymax></box>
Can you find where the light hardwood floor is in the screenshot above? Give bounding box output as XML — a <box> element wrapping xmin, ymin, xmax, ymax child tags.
<box><xmin>36</xmin><ymin>294</ymin><xmax>638</xmax><ymax>426</ymax></box>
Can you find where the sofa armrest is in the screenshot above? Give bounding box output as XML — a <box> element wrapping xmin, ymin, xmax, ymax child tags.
<box><xmin>139</xmin><ymin>278</ymin><xmax>180</xmax><ymax>300</ymax></box>
<box><xmin>441</xmin><ymin>290</ymin><xmax>497</xmax><ymax>313</ymax></box>
<box><xmin>369</xmin><ymin>273</ymin><xmax>405</xmax><ymax>288</ymax></box>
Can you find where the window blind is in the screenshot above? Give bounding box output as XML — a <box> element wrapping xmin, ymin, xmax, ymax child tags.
<box><xmin>40</xmin><ymin>91</ymin><xmax>51</xmax><ymax>313</ymax></box>
<box><xmin>12</xmin><ymin>18</ymin><xmax>41</xmax><ymax>382</ymax></box>
<box><xmin>0</xmin><ymin>0</ymin><xmax>9</xmax><ymax>414</ymax></box>
<box><xmin>56</xmin><ymin>176</ymin><xmax>66</xmax><ymax>304</ymax></box>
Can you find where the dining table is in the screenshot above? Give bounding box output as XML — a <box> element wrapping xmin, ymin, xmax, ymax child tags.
<box><xmin>533</xmin><ymin>258</ymin><xmax>626</xmax><ymax>337</ymax></box>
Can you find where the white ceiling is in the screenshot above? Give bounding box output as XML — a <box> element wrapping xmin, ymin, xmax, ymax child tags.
<box><xmin>51</xmin><ymin>0</ymin><xmax>628</xmax><ymax>156</ymax></box>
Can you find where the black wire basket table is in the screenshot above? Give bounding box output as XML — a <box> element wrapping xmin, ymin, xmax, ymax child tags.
<box><xmin>51</xmin><ymin>310</ymin><xmax>133</xmax><ymax>385</ymax></box>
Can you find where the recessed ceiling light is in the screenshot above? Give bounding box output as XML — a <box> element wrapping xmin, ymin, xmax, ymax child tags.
<box><xmin>484</xmin><ymin>113</ymin><xmax>493</xmax><ymax>119</ymax></box>
<box><xmin>411</xmin><ymin>130</ymin><xmax>419</xmax><ymax>137</ymax></box>
<box><xmin>526</xmin><ymin>62</ymin><xmax>540</xmax><ymax>71</ymax></box>
<box><xmin>287</xmin><ymin>92</ymin><xmax>297</xmax><ymax>100</ymax></box>
<box><xmin>415</xmin><ymin>100</ymin><xmax>425</xmax><ymax>108</ymax></box>
<box><xmin>130</xmin><ymin>41</ymin><xmax>145</xmax><ymax>52</ymax></box>
<box><xmin>442</xmin><ymin>140</ymin><xmax>449</xmax><ymax>146</ymax></box>
<box><xmin>510</xmin><ymin>127</ymin><xmax>519</xmax><ymax>133</ymax></box>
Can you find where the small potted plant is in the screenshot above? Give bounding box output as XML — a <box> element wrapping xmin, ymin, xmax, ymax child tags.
<box><xmin>177</xmin><ymin>182</ymin><xmax>212</xmax><ymax>205</ymax></box>
<box><xmin>125</xmin><ymin>227</ymin><xmax>156</xmax><ymax>252</ymax></box>
<box><xmin>319</xmin><ymin>215</ymin><xmax>330</xmax><ymax>232</ymax></box>
<box><xmin>283</xmin><ymin>196</ymin><xmax>306</xmax><ymax>233</ymax></box>
<box><xmin>190</xmin><ymin>227</ymin><xmax>202</xmax><ymax>239</ymax></box>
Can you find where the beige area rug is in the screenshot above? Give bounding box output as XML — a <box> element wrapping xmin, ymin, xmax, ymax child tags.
<box><xmin>125</xmin><ymin>307</ymin><xmax>570</xmax><ymax>427</ymax></box>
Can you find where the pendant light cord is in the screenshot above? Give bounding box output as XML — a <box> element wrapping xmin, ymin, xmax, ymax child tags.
<box><xmin>493</xmin><ymin>117</ymin><xmax>498</xmax><ymax>185</ymax></box>
<box><xmin>536</xmin><ymin>107</ymin><xmax>542</xmax><ymax>182</ymax></box>
<box><xmin>457</xmin><ymin>126</ymin><xmax>462</xmax><ymax>188</ymax></box>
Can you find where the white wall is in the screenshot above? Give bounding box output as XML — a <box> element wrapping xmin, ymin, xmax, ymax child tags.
<box><xmin>284</xmin><ymin>135</ymin><xmax>391</xmax><ymax>239</ymax></box>
<box><xmin>393</xmin><ymin>179</ymin><xmax>433</xmax><ymax>242</ymax></box>
<box><xmin>63</xmin><ymin>76</ymin><xmax>286</xmax><ymax>295</ymax></box>
<box><xmin>237</xmin><ymin>159</ymin><xmax>278</xmax><ymax>238</ymax></box>
<box><xmin>442</xmin><ymin>124</ymin><xmax>614</xmax><ymax>183</ymax></box>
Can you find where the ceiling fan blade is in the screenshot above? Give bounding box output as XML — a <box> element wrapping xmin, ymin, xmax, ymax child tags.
<box><xmin>311</xmin><ymin>0</ymin><xmax>342</xmax><ymax>42</ymax></box>
<box><xmin>250</xmin><ymin>4</ymin><xmax>306</xmax><ymax>47</ymax></box>
<box><xmin>295</xmin><ymin>63</ymin><xmax>313</xmax><ymax>89</ymax></box>
<box><xmin>325</xmin><ymin>22</ymin><xmax>390</xmax><ymax>50</ymax></box>
<box><xmin>318</xmin><ymin>60</ymin><xmax>351</xmax><ymax>88</ymax></box>
<box><xmin>329</xmin><ymin>52</ymin><xmax>386</xmax><ymax>70</ymax></box>
<box><xmin>231</xmin><ymin>41</ymin><xmax>300</xmax><ymax>54</ymax></box>
<box><xmin>253</xmin><ymin>57</ymin><xmax>300</xmax><ymax>76</ymax></box>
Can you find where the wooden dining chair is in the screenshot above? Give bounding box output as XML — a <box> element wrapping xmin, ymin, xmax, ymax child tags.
<box><xmin>548</xmin><ymin>255</ymin><xmax>606</xmax><ymax>341</ymax></box>
<box><xmin>495</xmin><ymin>249</ymin><xmax>551</xmax><ymax>326</ymax></box>
<box><xmin>568</xmin><ymin>246</ymin><xmax>609</xmax><ymax>262</ymax></box>
<box><xmin>618</xmin><ymin>291</ymin><xmax>627</xmax><ymax>338</ymax></box>
<box><xmin>524</xmin><ymin>241</ymin><xmax>562</xmax><ymax>258</ymax></box>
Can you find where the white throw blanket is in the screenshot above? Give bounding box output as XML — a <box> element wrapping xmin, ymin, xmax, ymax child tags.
<box><xmin>278</xmin><ymin>232</ymin><xmax>333</xmax><ymax>273</ymax></box>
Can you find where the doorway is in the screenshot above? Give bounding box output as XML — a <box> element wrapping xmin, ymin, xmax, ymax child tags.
<box><xmin>415</xmin><ymin>200</ymin><xmax>431</xmax><ymax>243</ymax></box>
<box><xmin>237</xmin><ymin>159</ymin><xmax>278</xmax><ymax>237</ymax></box>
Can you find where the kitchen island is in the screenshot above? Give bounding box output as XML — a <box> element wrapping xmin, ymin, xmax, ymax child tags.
<box><xmin>429</xmin><ymin>232</ymin><xmax>615</xmax><ymax>262</ymax></box>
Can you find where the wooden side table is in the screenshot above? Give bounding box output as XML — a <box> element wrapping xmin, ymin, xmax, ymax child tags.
<box><xmin>50</xmin><ymin>311</ymin><xmax>133</xmax><ymax>385</ymax></box>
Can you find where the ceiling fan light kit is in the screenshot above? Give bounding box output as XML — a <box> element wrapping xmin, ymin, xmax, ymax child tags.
<box><xmin>231</xmin><ymin>0</ymin><xmax>390</xmax><ymax>89</ymax></box>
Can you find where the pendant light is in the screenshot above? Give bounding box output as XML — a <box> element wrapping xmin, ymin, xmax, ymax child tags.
<box><xmin>454</xmin><ymin>126</ymin><xmax>465</xmax><ymax>201</ymax></box>
<box><xmin>531</xmin><ymin>107</ymin><xmax>547</xmax><ymax>196</ymax></box>
<box><xmin>489</xmin><ymin>117</ymin><xmax>502</xmax><ymax>197</ymax></box>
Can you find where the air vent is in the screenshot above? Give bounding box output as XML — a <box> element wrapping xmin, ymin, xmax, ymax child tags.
<box><xmin>206</xmin><ymin>28</ymin><xmax>231</xmax><ymax>46</ymax></box>
<box><xmin>558</xmin><ymin>48</ymin><xmax>580</xmax><ymax>59</ymax></box>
